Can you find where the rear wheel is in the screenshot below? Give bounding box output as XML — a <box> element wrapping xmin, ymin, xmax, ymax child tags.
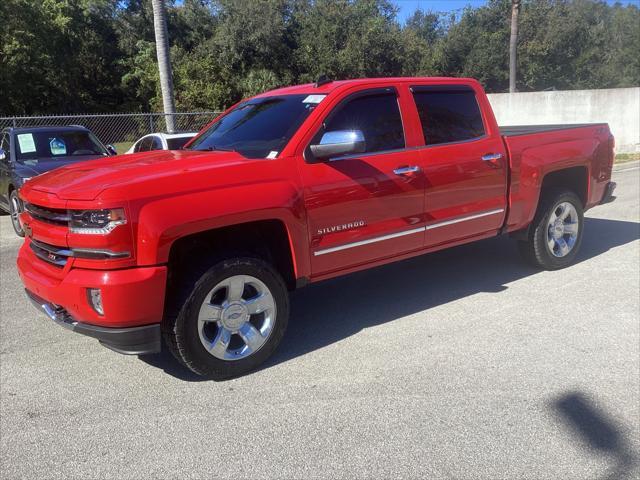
<box><xmin>518</xmin><ymin>189</ymin><xmax>584</xmax><ymax>270</ymax></box>
<box><xmin>163</xmin><ymin>256</ymin><xmax>289</xmax><ymax>379</ymax></box>
<box><xmin>9</xmin><ymin>190</ymin><xmax>24</xmax><ymax>237</ymax></box>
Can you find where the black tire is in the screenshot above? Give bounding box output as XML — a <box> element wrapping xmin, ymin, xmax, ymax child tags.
<box><xmin>9</xmin><ymin>190</ymin><xmax>25</xmax><ymax>237</ymax></box>
<box><xmin>163</xmin><ymin>256</ymin><xmax>289</xmax><ymax>380</ymax></box>
<box><xmin>518</xmin><ymin>188</ymin><xmax>584</xmax><ymax>270</ymax></box>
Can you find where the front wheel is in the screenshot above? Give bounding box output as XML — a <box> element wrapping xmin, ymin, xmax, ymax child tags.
<box><xmin>9</xmin><ymin>190</ymin><xmax>25</xmax><ymax>237</ymax></box>
<box><xmin>518</xmin><ymin>189</ymin><xmax>584</xmax><ymax>270</ymax></box>
<box><xmin>163</xmin><ymin>257</ymin><xmax>289</xmax><ymax>380</ymax></box>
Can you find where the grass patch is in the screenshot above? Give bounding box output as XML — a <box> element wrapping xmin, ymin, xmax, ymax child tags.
<box><xmin>615</xmin><ymin>152</ymin><xmax>640</xmax><ymax>163</ymax></box>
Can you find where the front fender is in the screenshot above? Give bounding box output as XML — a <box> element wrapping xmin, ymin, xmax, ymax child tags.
<box><xmin>133</xmin><ymin>181</ymin><xmax>310</xmax><ymax>278</ymax></box>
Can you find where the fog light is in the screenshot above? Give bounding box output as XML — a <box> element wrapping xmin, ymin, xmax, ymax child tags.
<box><xmin>87</xmin><ymin>288</ymin><xmax>104</xmax><ymax>316</ymax></box>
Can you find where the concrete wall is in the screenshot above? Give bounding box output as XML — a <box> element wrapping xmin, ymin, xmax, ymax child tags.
<box><xmin>487</xmin><ymin>88</ymin><xmax>640</xmax><ymax>153</ymax></box>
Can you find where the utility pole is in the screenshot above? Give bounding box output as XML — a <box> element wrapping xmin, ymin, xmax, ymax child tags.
<box><xmin>509</xmin><ymin>0</ymin><xmax>521</xmax><ymax>93</ymax></box>
<box><xmin>151</xmin><ymin>0</ymin><xmax>176</xmax><ymax>132</ymax></box>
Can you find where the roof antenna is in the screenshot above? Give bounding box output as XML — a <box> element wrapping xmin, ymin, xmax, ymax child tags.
<box><xmin>314</xmin><ymin>75</ymin><xmax>332</xmax><ymax>88</ymax></box>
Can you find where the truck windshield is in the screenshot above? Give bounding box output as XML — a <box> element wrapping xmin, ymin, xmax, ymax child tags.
<box><xmin>15</xmin><ymin>130</ymin><xmax>108</xmax><ymax>162</ymax></box>
<box><xmin>188</xmin><ymin>95</ymin><xmax>319</xmax><ymax>159</ymax></box>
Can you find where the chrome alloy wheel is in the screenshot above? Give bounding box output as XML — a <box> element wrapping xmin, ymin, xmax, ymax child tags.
<box><xmin>9</xmin><ymin>192</ymin><xmax>24</xmax><ymax>235</ymax></box>
<box><xmin>197</xmin><ymin>274</ymin><xmax>276</xmax><ymax>361</ymax></box>
<box><xmin>546</xmin><ymin>201</ymin><xmax>579</xmax><ymax>258</ymax></box>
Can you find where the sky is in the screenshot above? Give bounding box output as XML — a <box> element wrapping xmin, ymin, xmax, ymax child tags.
<box><xmin>391</xmin><ymin>0</ymin><xmax>640</xmax><ymax>23</ymax></box>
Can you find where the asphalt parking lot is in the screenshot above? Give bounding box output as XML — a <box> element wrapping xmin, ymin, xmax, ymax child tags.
<box><xmin>1</xmin><ymin>164</ymin><xmax>639</xmax><ymax>479</ymax></box>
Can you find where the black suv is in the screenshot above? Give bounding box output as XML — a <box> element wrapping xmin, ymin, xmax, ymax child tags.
<box><xmin>0</xmin><ymin>126</ymin><xmax>116</xmax><ymax>236</ymax></box>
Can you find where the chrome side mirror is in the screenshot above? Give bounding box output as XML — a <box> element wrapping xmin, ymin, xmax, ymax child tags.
<box><xmin>309</xmin><ymin>130</ymin><xmax>366</xmax><ymax>161</ymax></box>
<box><xmin>106</xmin><ymin>144</ymin><xmax>117</xmax><ymax>156</ymax></box>
<box><xmin>0</xmin><ymin>148</ymin><xmax>6</xmax><ymax>161</ymax></box>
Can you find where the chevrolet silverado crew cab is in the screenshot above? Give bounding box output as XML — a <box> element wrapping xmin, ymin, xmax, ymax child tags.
<box><xmin>17</xmin><ymin>77</ymin><xmax>616</xmax><ymax>379</ymax></box>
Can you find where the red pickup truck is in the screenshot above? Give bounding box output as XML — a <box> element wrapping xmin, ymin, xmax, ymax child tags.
<box><xmin>17</xmin><ymin>77</ymin><xmax>616</xmax><ymax>379</ymax></box>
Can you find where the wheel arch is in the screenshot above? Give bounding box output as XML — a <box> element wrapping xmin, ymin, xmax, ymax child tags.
<box><xmin>539</xmin><ymin>166</ymin><xmax>589</xmax><ymax>207</ymax></box>
<box><xmin>133</xmin><ymin>181</ymin><xmax>311</xmax><ymax>281</ymax></box>
<box><xmin>510</xmin><ymin>165</ymin><xmax>589</xmax><ymax>240</ymax></box>
<box><xmin>165</xmin><ymin>218</ymin><xmax>302</xmax><ymax>292</ymax></box>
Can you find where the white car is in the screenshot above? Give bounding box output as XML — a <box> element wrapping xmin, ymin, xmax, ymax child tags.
<box><xmin>125</xmin><ymin>132</ymin><xmax>197</xmax><ymax>154</ymax></box>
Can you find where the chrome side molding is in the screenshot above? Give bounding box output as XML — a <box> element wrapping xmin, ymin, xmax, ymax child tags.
<box><xmin>313</xmin><ymin>208</ymin><xmax>505</xmax><ymax>256</ymax></box>
<box><xmin>314</xmin><ymin>227</ymin><xmax>424</xmax><ymax>256</ymax></box>
<box><xmin>425</xmin><ymin>208</ymin><xmax>505</xmax><ymax>230</ymax></box>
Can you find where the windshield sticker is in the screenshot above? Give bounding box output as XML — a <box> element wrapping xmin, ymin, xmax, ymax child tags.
<box><xmin>266</xmin><ymin>151</ymin><xmax>278</xmax><ymax>159</ymax></box>
<box><xmin>17</xmin><ymin>134</ymin><xmax>36</xmax><ymax>153</ymax></box>
<box><xmin>303</xmin><ymin>94</ymin><xmax>326</xmax><ymax>104</ymax></box>
<box><xmin>49</xmin><ymin>137</ymin><xmax>67</xmax><ymax>155</ymax></box>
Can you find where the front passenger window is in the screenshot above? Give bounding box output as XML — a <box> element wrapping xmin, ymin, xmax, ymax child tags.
<box><xmin>133</xmin><ymin>139</ymin><xmax>145</xmax><ymax>153</ymax></box>
<box><xmin>137</xmin><ymin>137</ymin><xmax>153</xmax><ymax>152</ymax></box>
<box><xmin>323</xmin><ymin>93</ymin><xmax>405</xmax><ymax>154</ymax></box>
<box><xmin>151</xmin><ymin>136</ymin><xmax>163</xmax><ymax>150</ymax></box>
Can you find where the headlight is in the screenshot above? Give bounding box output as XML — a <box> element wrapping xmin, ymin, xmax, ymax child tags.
<box><xmin>69</xmin><ymin>208</ymin><xmax>126</xmax><ymax>234</ymax></box>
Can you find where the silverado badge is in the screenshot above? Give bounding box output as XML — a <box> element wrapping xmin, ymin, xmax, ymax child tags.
<box><xmin>317</xmin><ymin>220</ymin><xmax>366</xmax><ymax>236</ymax></box>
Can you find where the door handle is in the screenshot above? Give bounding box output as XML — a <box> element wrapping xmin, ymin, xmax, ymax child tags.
<box><xmin>481</xmin><ymin>153</ymin><xmax>503</xmax><ymax>168</ymax></box>
<box><xmin>393</xmin><ymin>165</ymin><xmax>421</xmax><ymax>175</ymax></box>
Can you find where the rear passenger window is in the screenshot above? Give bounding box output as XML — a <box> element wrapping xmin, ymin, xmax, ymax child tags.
<box><xmin>323</xmin><ymin>93</ymin><xmax>405</xmax><ymax>153</ymax></box>
<box><xmin>412</xmin><ymin>88</ymin><xmax>485</xmax><ymax>145</ymax></box>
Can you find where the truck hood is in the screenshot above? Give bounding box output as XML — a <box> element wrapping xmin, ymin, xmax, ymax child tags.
<box><xmin>25</xmin><ymin>149</ymin><xmax>247</xmax><ymax>201</ymax></box>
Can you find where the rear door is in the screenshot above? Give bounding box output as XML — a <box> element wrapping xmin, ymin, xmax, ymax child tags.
<box><xmin>299</xmin><ymin>87</ymin><xmax>426</xmax><ymax>276</ymax></box>
<box><xmin>411</xmin><ymin>85</ymin><xmax>507</xmax><ymax>247</ymax></box>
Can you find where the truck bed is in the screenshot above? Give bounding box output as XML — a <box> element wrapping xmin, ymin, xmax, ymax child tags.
<box><xmin>500</xmin><ymin>123</ymin><xmax>608</xmax><ymax>137</ymax></box>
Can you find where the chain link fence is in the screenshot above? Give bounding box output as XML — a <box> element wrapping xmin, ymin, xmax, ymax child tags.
<box><xmin>0</xmin><ymin>112</ymin><xmax>220</xmax><ymax>152</ymax></box>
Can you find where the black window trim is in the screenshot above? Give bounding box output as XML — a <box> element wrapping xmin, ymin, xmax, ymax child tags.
<box><xmin>305</xmin><ymin>87</ymin><xmax>406</xmax><ymax>163</ymax></box>
<box><xmin>410</xmin><ymin>84</ymin><xmax>488</xmax><ymax>147</ymax></box>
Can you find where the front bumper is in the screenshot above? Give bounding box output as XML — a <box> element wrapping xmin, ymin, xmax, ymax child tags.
<box><xmin>26</xmin><ymin>290</ymin><xmax>161</xmax><ymax>354</ymax></box>
<box><xmin>17</xmin><ymin>241</ymin><xmax>167</xmax><ymax>354</ymax></box>
<box><xmin>600</xmin><ymin>181</ymin><xmax>617</xmax><ymax>205</ymax></box>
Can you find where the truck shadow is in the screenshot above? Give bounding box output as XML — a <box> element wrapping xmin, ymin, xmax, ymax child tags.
<box><xmin>140</xmin><ymin>216</ymin><xmax>638</xmax><ymax>381</ymax></box>
<box><xmin>551</xmin><ymin>392</ymin><xmax>639</xmax><ymax>479</ymax></box>
<box><xmin>267</xmin><ymin>216</ymin><xmax>639</xmax><ymax>368</ymax></box>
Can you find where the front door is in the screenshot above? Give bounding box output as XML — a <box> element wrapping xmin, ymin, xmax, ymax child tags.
<box><xmin>299</xmin><ymin>88</ymin><xmax>425</xmax><ymax>276</ymax></box>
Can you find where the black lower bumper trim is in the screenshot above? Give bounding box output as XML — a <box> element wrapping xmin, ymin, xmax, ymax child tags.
<box><xmin>25</xmin><ymin>290</ymin><xmax>161</xmax><ymax>355</ymax></box>
<box><xmin>600</xmin><ymin>181</ymin><xmax>617</xmax><ymax>205</ymax></box>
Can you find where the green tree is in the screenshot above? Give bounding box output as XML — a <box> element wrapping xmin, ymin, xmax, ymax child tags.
<box><xmin>0</xmin><ymin>0</ymin><xmax>124</xmax><ymax>114</ymax></box>
<box><xmin>518</xmin><ymin>0</ymin><xmax>640</xmax><ymax>91</ymax></box>
<box><xmin>293</xmin><ymin>0</ymin><xmax>404</xmax><ymax>82</ymax></box>
<box><xmin>400</xmin><ymin>9</ymin><xmax>445</xmax><ymax>76</ymax></box>
<box><xmin>437</xmin><ymin>0</ymin><xmax>512</xmax><ymax>92</ymax></box>
<box><xmin>1</xmin><ymin>0</ymin><xmax>639</xmax><ymax>115</ymax></box>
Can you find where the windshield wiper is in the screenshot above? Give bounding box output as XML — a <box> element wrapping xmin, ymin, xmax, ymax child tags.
<box><xmin>196</xmin><ymin>145</ymin><xmax>236</xmax><ymax>152</ymax></box>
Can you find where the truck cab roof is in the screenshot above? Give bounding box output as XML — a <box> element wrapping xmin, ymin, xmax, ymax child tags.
<box><xmin>258</xmin><ymin>76</ymin><xmax>480</xmax><ymax>97</ymax></box>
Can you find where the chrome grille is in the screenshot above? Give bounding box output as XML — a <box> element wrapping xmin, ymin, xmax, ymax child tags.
<box><xmin>29</xmin><ymin>239</ymin><xmax>72</xmax><ymax>267</ymax></box>
<box><xmin>25</xmin><ymin>203</ymin><xmax>70</xmax><ymax>226</ymax></box>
